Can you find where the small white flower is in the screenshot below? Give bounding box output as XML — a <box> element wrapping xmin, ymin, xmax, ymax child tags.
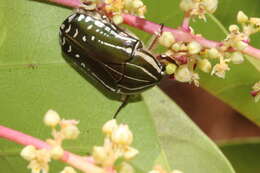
<box><xmin>102</xmin><ymin>119</ymin><xmax>118</xmax><ymax>136</ymax></box>
<box><xmin>237</xmin><ymin>11</ymin><xmax>248</xmax><ymax>23</ymax></box>
<box><xmin>21</xmin><ymin>145</ymin><xmax>36</xmax><ymax>161</ymax></box>
<box><xmin>187</xmin><ymin>41</ymin><xmax>202</xmax><ymax>54</ymax></box>
<box><xmin>111</xmin><ymin>124</ymin><xmax>133</xmax><ymax>145</ymax></box>
<box><xmin>50</xmin><ymin>146</ymin><xmax>64</xmax><ymax>160</ymax></box>
<box><xmin>43</xmin><ymin>109</ymin><xmax>60</xmax><ymax>127</ymax></box>
<box><xmin>60</xmin><ymin>166</ymin><xmax>77</xmax><ymax>173</ymax></box>
<box><xmin>62</xmin><ymin>125</ymin><xmax>80</xmax><ymax>139</ymax></box>
<box><xmin>175</xmin><ymin>65</ymin><xmax>192</xmax><ymax>82</ymax></box>
<box><xmin>159</xmin><ymin>32</ymin><xmax>175</xmax><ymax>48</ymax></box>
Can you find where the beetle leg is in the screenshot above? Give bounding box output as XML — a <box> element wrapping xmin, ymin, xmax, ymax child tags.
<box><xmin>113</xmin><ymin>95</ymin><xmax>130</xmax><ymax>119</ymax></box>
<box><xmin>147</xmin><ymin>23</ymin><xmax>164</xmax><ymax>51</ymax></box>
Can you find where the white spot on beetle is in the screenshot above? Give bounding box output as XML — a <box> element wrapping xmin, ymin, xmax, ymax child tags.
<box><xmin>73</xmin><ymin>29</ymin><xmax>78</xmax><ymax>38</ymax></box>
<box><xmin>82</xmin><ymin>36</ymin><xmax>87</xmax><ymax>42</ymax></box>
<box><xmin>87</xmin><ymin>25</ymin><xmax>93</xmax><ymax>30</ymax></box>
<box><xmin>68</xmin><ymin>45</ymin><xmax>72</xmax><ymax>53</ymax></box>
<box><xmin>60</xmin><ymin>24</ymin><xmax>65</xmax><ymax>30</ymax></box>
<box><xmin>85</xmin><ymin>16</ymin><xmax>91</xmax><ymax>22</ymax></box>
<box><xmin>95</xmin><ymin>20</ymin><xmax>105</xmax><ymax>27</ymax></box>
<box><xmin>62</xmin><ymin>37</ymin><xmax>66</xmax><ymax>45</ymax></box>
<box><xmin>78</xmin><ymin>14</ymin><xmax>85</xmax><ymax>21</ymax></box>
<box><xmin>125</xmin><ymin>47</ymin><xmax>132</xmax><ymax>54</ymax></box>
<box><xmin>81</xmin><ymin>62</ymin><xmax>86</xmax><ymax>68</ymax></box>
<box><xmin>65</xmin><ymin>24</ymin><xmax>71</xmax><ymax>33</ymax></box>
<box><xmin>91</xmin><ymin>36</ymin><xmax>95</xmax><ymax>41</ymax></box>
<box><xmin>75</xmin><ymin>54</ymin><xmax>80</xmax><ymax>58</ymax></box>
<box><xmin>68</xmin><ymin>14</ymin><xmax>76</xmax><ymax>22</ymax></box>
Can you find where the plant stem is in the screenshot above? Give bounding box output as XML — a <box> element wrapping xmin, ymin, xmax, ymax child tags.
<box><xmin>38</xmin><ymin>0</ymin><xmax>260</xmax><ymax>60</ymax></box>
<box><xmin>0</xmin><ymin>125</ymin><xmax>106</xmax><ymax>173</ymax></box>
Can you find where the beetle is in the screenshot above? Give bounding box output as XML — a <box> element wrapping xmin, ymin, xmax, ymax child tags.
<box><xmin>59</xmin><ymin>9</ymin><xmax>164</xmax><ymax>117</ymax></box>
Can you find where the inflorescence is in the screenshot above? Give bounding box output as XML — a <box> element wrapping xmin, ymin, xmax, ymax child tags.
<box><xmin>20</xmin><ymin>110</ymin><xmax>183</xmax><ymax>173</ymax></box>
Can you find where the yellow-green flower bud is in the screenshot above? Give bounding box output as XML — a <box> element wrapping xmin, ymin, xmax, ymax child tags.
<box><xmin>111</xmin><ymin>125</ymin><xmax>133</xmax><ymax>145</ymax></box>
<box><xmin>166</xmin><ymin>63</ymin><xmax>177</xmax><ymax>75</ymax></box>
<box><xmin>50</xmin><ymin>146</ymin><xmax>64</xmax><ymax>160</ymax></box>
<box><xmin>158</xmin><ymin>32</ymin><xmax>175</xmax><ymax>48</ymax></box>
<box><xmin>62</xmin><ymin>125</ymin><xmax>80</xmax><ymax>139</ymax></box>
<box><xmin>103</xmin><ymin>119</ymin><xmax>118</xmax><ymax>136</ymax></box>
<box><xmin>198</xmin><ymin>59</ymin><xmax>212</xmax><ymax>73</ymax></box>
<box><xmin>112</xmin><ymin>15</ymin><xmax>123</xmax><ymax>25</ymax></box>
<box><xmin>230</xmin><ymin>52</ymin><xmax>244</xmax><ymax>64</ymax></box>
<box><xmin>229</xmin><ymin>25</ymin><xmax>239</xmax><ymax>32</ymax></box>
<box><xmin>175</xmin><ymin>65</ymin><xmax>192</xmax><ymax>82</ymax></box>
<box><xmin>187</xmin><ymin>41</ymin><xmax>202</xmax><ymax>54</ymax></box>
<box><xmin>61</xmin><ymin>167</ymin><xmax>77</xmax><ymax>173</ymax></box>
<box><xmin>92</xmin><ymin>146</ymin><xmax>107</xmax><ymax>163</ymax></box>
<box><xmin>234</xmin><ymin>40</ymin><xmax>248</xmax><ymax>51</ymax></box>
<box><xmin>124</xmin><ymin>147</ymin><xmax>139</xmax><ymax>160</ymax></box>
<box><xmin>21</xmin><ymin>145</ymin><xmax>36</xmax><ymax>161</ymax></box>
<box><xmin>237</xmin><ymin>11</ymin><xmax>248</xmax><ymax>23</ymax></box>
<box><xmin>207</xmin><ymin>48</ymin><xmax>221</xmax><ymax>59</ymax></box>
<box><xmin>43</xmin><ymin>109</ymin><xmax>60</xmax><ymax>127</ymax></box>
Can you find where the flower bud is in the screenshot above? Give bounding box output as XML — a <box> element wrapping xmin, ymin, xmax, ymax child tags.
<box><xmin>61</xmin><ymin>167</ymin><xmax>77</xmax><ymax>173</ymax></box>
<box><xmin>124</xmin><ymin>147</ymin><xmax>139</xmax><ymax>160</ymax></box>
<box><xmin>187</xmin><ymin>41</ymin><xmax>202</xmax><ymax>54</ymax></box>
<box><xmin>111</xmin><ymin>125</ymin><xmax>133</xmax><ymax>145</ymax></box>
<box><xmin>102</xmin><ymin>119</ymin><xmax>117</xmax><ymax>135</ymax></box>
<box><xmin>175</xmin><ymin>65</ymin><xmax>192</xmax><ymax>82</ymax></box>
<box><xmin>62</xmin><ymin>125</ymin><xmax>80</xmax><ymax>139</ymax></box>
<box><xmin>207</xmin><ymin>48</ymin><xmax>221</xmax><ymax>59</ymax></box>
<box><xmin>234</xmin><ymin>40</ymin><xmax>248</xmax><ymax>51</ymax></box>
<box><xmin>230</xmin><ymin>52</ymin><xmax>244</xmax><ymax>64</ymax></box>
<box><xmin>237</xmin><ymin>11</ymin><xmax>248</xmax><ymax>23</ymax></box>
<box><xmin>198</xmin><ymin>59</ymin><xmax>212</xmax><ymax>73</ymax></box>
<box><xmin>43</xmin><ymin>109</ymin><xmax>60</xmax><ymax>127</ymax></box>
<box><xmin>21</xmin><ymin>145</ymin><xmax>36</xmax><ymax>161</ymax></box>
<box><xmin>203</xmin><ymin>0</ymin><xmax>218</xmax><ymax>13</ymax></box>
<box><xmin>132</xmin><ymin>0</ymin><xmax>144</xmax><ymax>9</ymax></box>
<box><xmin>92</xmin><ymin>146</ymin><xmax>107</xmax><ymax>163</ymax></box>
<box><xmin>50</xmin><ymin>146</ymin><xmax>64</xmax><ymax>160</ymax></box>
<box><xmin>229</xmin><ymin>25</ymin><xmax>239</xmax><ymax>33</ymax></box>
<box><xmin>171</xmin><ymin>43</ymin><xmax>181</xmax><ymax>52</ymax></box>
<box><xmin>112</xmin><ymin>15</ymin><xmax>123</xmax><ymax>25</ymax></box>
<box><xmin>158</xmin><ymin>32</ymin><xmax>175</xmax><ymax>48</ymax></box>
<box><xmin>166</xmin><ymin>63</ymin><xmax>177</xmax><ymax>75</ymax></box>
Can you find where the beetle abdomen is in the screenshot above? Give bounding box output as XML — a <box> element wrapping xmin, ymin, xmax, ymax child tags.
<box><xmin>59</xmin><ymin>11</ymin><xmax>164</xmax><ymax>94</ymax></box>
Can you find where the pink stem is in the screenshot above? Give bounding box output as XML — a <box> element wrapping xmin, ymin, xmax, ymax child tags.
<box><xmin>47</xmin><ymin>0</ymin><xmax>81</xmax><ymax>8</ymax></box>
<box><xmin>181</xmin><ymin>13</ymin><xmax>191</xmax><ymax>32</ymax></box>
<box><xmin>0</xmin><ymin>125</ymin><xmax>106</xmax><ymax>173</ymax></box>
<box><xmin>39</xmin><ymin>0</ymin><xmax>260</xmax><ymax>60</ymax></box>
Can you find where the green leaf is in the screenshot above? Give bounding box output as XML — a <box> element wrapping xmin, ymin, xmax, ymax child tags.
<box><xmin>0</xmin><ymin>1</ymin><xmax>234</xmax><ymax>173</ymax></box>
<box><xmin>219</xmin><ymin>139</ymin><xmax>260</xmax><ymax>173</ymax></box>
<box><xmin>143</xmin><ymin>87</ymin><xmax>235</xmax><ymax>173</ymax></box>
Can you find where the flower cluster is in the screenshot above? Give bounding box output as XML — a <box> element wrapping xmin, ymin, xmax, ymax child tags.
<box><xmin>19</xmin><ymin>110</ymin><xmax>184</xmax><ymax>173</ymax></box>
<box><xmin>158</xmin><ymin>8</ymin><xmax>260</xmax><ymax>85</ymax></box>
<box><xmin>93</xmin><ymin>119</ymin><xmax>138</xmax><ymax>170</ymax></box>
<box><xmin>103</xmin><ymin>0</ymin><xmax>146</xmax><ymax>24</ymax></box>
<box><xmin>180</xmin><ymin>0</ymin><xmax>218</xmax><ymax>20</ymax></box>
<box><xmin>252</xmin><ymin>81</ymin><xmax>260</xmax><ymax>102</ymax></box>
<box><xmin>20</xmin><ymin>110</ymin><xmax>80</xmax><ymax>173</ymax></box>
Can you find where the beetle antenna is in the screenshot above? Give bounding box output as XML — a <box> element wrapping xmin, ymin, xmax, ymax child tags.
<box><xmin>113</xmin><ymin>95</ymin><xmax>130</xmax><ymax>119</ymax></box>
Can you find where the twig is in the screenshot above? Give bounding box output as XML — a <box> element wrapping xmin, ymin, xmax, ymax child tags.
<box><xmin>0</xmin><ymin>125</ymin><xmax>106</xmax><ymax>173</ymax></box>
